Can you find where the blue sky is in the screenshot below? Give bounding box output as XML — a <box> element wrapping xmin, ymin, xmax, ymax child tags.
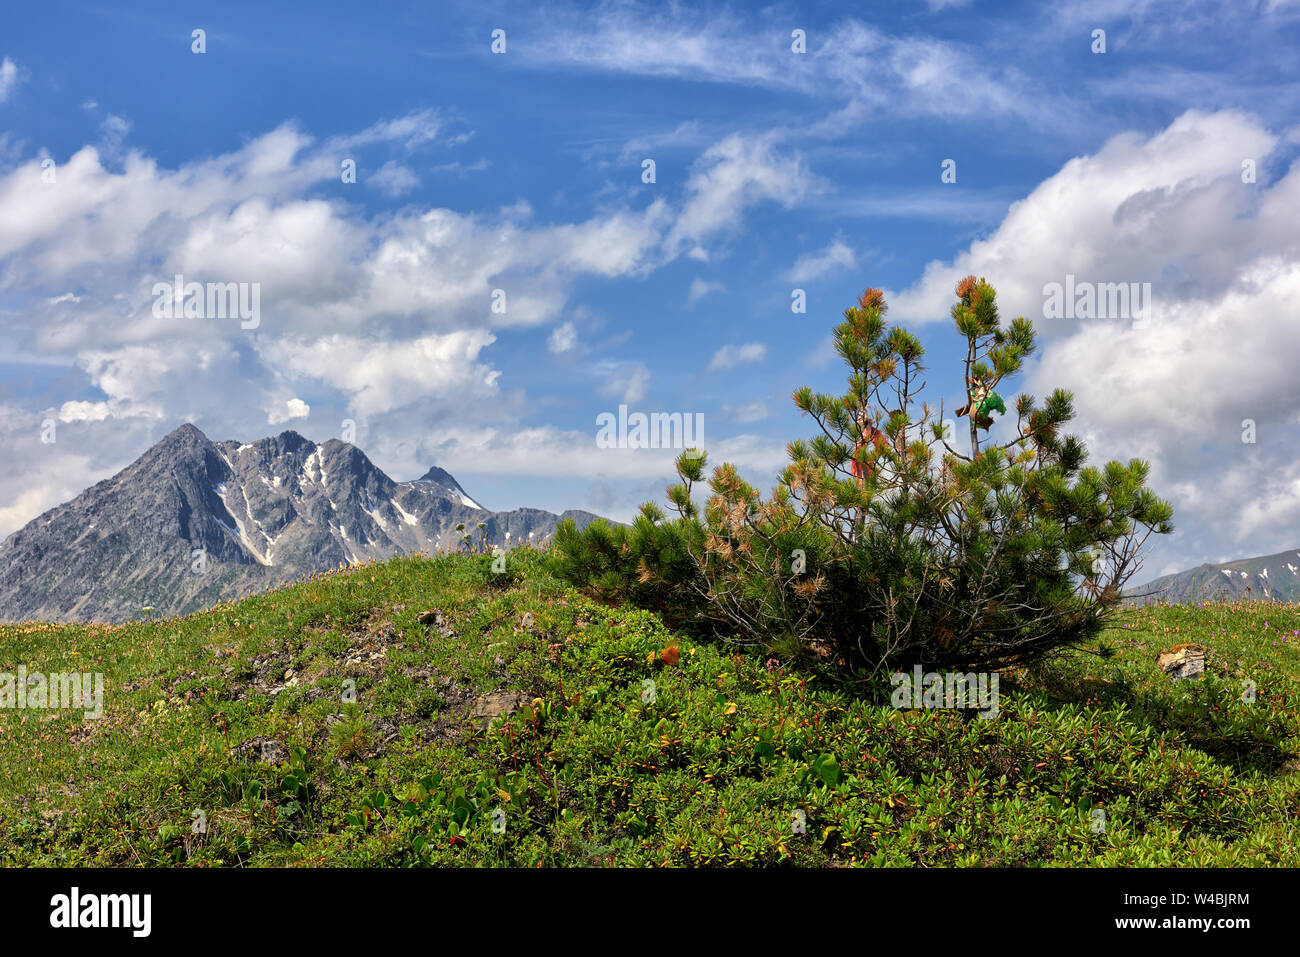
<box><xmin>2</xmin><ymin>0</ymin><xmax>1299</xmax><ymax>580</ymax></box>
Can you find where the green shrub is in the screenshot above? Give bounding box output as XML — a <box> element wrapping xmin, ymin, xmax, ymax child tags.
<box><xmin>551</xmin><ymin>505</ymin><xmax>711</xmax><ymax>629</ymax></box>
<box><xmin>329</xmin><ymin>706</ymin><xmax>373</xmax><ymax>758</ymax></box>
<box><xmin>555</xmin><ymin>279</ymin><xmax>1173</xmax><ymax>673</ymax></box>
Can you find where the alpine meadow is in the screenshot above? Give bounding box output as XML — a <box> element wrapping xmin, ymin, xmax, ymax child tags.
<box><xmin>1</xmin><ymin>0</ymin><xmax>1297</xmax><ymax>940</ymax></box>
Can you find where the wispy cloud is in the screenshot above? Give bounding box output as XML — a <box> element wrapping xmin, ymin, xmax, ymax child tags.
<box><xmin>667</xmin><ymin>133</ymin><xmax>822</xmax><ymax>257</ymax></box>
<box><xmin>708</xmin><ymin>342</ymin><xmax>767</xmax><ymax>372</ymax></box>
<box><xmin>597</xmin><ymin>359</ymin><xmax>651</xmax><ymax>404</ymax></box>
<box><xmin>521</xmin><ymin>6</ymin><xmax>1080</xmax><ymax>132</ymax></box>
<box><xmin>722</xmin><ymin>401</ymin><xmax>769</xmax><ymax>423</ymax></box>
<box><xmin>548</xmin><ymin>321</ymin><xmax>578</xmax><ymax>353</ymax></box>
<box><xmin>369</xmin><ymin>160</ymin><xmax>420</xmax><ymax>197</ymax></box>
<box><xmin>687</xmin><ymin>277</ymin><xmax>725</xmax><ymax>305</ymax></box>
<box><xmin>783</xmin><ymin>236</ymin><xmax>856</xmax><ymax>282</ymax></box>
<box><xmin>0</xmin><ymin>57</ymin><xmax>21</xmax><ymax>103</ymax></box>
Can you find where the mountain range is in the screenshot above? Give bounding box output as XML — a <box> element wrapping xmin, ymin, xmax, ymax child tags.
<box><xmin>1127</xmin><ymin>546</ymin><xmax>1300</xmax><ymax>605</ymax></box>
<box><xmin>0</xmin><ymin>424</ymin><xmax>603</xmax><ymax>623</ymax></box>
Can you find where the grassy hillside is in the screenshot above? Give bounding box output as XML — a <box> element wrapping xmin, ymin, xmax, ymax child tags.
<box><xmin>2</xmin><ymin>551</ymin><xmax>1298</xmax><ymax>867</ymax></box>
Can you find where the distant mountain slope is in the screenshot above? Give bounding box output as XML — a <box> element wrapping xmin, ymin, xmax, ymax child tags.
<box><xmin>0</xmin><ymin>423</ymin><xmax>603</xmax><ymax>623</ymax></box>
<box><xmin>1127</xmin><ymin>546</ymin><xmax>1300</xmax><ymax>604</ymax></box>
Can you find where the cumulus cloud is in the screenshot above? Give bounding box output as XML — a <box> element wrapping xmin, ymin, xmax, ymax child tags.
<box><xmin>886</xmin><ymin>109</ymin><xmax>1300</xmax><ymax>577</ymax></box>
<box><xmin>57</xmin><ymin>400</ymin><xmax>112</xmax><ymax>423</ymax></box>
<box><xmin>889</xmin><ymin>109</ymin><xmax>1283</xmax><ymax>325</ymax></box>
<box><xmin>0</xmin><ymin>115</ymin><xmax>681</xmax><ymax>426</ymax></box>
<box><xmin>268</xmin><ymin>397</ymin><xmax>310</xmax><ymax>424</ymax></box>
<box><xmin>0</xmin><ymin>105</ymin><xmax>836</xmax><ymax>533</ymax></box>
<box><xmin>261</xmin><ymin>330</ymin><xmax>500</xmax><ymax>419</ymax></box>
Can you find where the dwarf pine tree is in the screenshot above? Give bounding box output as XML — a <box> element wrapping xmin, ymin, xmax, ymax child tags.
<box><xmin>555</xmin><ymin>278</ymin><xmax>1173</xmax><ymax>673</ymax></box>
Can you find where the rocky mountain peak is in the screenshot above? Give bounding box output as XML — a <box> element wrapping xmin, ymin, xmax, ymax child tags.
<box><xmin>0</xmin><ymin>427</ymin><xmax>603</xmax><ymax>623</ymax></box>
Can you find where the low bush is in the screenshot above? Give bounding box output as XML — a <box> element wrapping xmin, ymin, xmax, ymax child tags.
<box><xmin>554</xmin><ymin>278</ymin><xmax>1173</xmax><ymax>673</ymax></box>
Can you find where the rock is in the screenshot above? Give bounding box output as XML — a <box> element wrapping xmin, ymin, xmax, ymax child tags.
<box><xmin>234</xmin><ymin>735</ymin><xmax>287</xmax><ymax>765</ymax></box>
<box><xmin>418</xmin><ymin>609</ymin><xmax>457</xmax><ymax>638</ymax></box>
<box><xmin>469</xmin><ymin>691</ymin><xmax>529</xmax><ymax>730</ymax></box>
<box><xmin>0</xmin><ymin>423</ymin><xmax>608</xmax><ymax>624</ymax></box>
<box><xmin>1157</xmin><ymin>644</ymin><xmax>1206</xmax><ymax>680</ymax></box>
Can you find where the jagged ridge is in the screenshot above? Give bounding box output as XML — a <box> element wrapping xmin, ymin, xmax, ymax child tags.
<box><xmin>0</xmin><ymin>423</ymin><xmax>602</xmax><ymax>623</ymax></box>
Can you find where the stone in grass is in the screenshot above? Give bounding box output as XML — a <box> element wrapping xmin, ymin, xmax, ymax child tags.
<box><xmin>1157</xmin><ymin>643</ymin><xmax>1206</xmax><ymax>680</ymax></box>
<box><xmin>469</xmin><ymin>691</ymin><xmax>530</xmax><ymax>730</ymax></box>
<box><xmin>233</xmin><ymin>735</ymin><xmax>287</xmax><ymax>765</ymax></box>
<box><xmin>417</xmin><ymin>608</ymin><xmax>457</xmax><ymax>638</ymax></box>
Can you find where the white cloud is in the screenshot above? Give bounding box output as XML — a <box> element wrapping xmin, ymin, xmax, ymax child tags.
<box><xmin>708</xmin><ymin>342</ymin><xmax>767</xmax><ymax>372</ymax></box>
<box><xmin>429</xmin><ymin>158</ymin><xmax>490</xmax><ymax>175</ymax></box>
<box><xmin>548</xmin><ymin>321</ymin><xmax>578</xmax><ymax>354</ymax></box>
<box><xmin>889</xmin><ymin>109</ymin><xmax>1282</xmax><ymax>326</ymax></box>
<box><xmin>97</xmin><ymin>114</ymin><xmax>131</xmax><ymax>160</ymax></box>
<box><xmin>333</xmin><ymin>109</ymin><xmax>443</xmax><ymax>151</ymax></box>
<box><xmin>0</xmin><ymin>114</ymin><xmax>682</xmax><ymax>420</ymax></box>
<box><xmin>526</xmin><ymin>7</ymin><xmax>809</xmax><ymax>91</ymax></box>
<box><xmin>369</xmin><ymin>160</ymin><xmax>420</xmax><ymax>197</ymax></box>
<box><xmin>0</xmin><ymin>406</ymin><xmax>157</xmax><ymax>537</ymax></box>
<box><xmin>783</xmin><ymin>237</ymin><xmax>856</xmax><ymax>282</ymax></box>
<box><xmin>0</xmin><ymin>109</ymin><xmax>829</xmax><ymax>534</ymax></box>
<box><xmin>722</xmin><ymin>401</ymin><xmax>769</xmax><ymax>423</ymax></box>
<box><xmin>667</xmin><ymin>133</ymin><xmax>821</xmax><ymax>255</ymax></box>
<box><xmin>829</xmin><ymin>190</ymin><xmax>1012</xmax><ymax>223</ymax></box>
<box><xmin>57</xmin><ymin>400</ymin><xmax>112</xmax><ymax>423</ymax></box>
<box><xmin>524</xmin><ymin>9</ymin><xmax>1075</xmax><ymax>132</ymax></box>
<box><xmin>687</xmin><ymin>277</ymin><xmax>725</xmax><ymax>305</ymax></box>
<box><xmin>268</xmin><ymin>397</ymin><xmax>310</xmax><ymax>424</ymax></box>
<box><xmin>884</xmin><ymin>109</ymin><xmax>1300</xmax><ymax>576</ymax></box>
<box><xmin>0</xmin><ymin>58</ymin><xmax>21</xmax><ymax>103</ymax></box>
<box><xmin>73</xmin><ymin>341</ymin><xmax>239</xmax><ymax>421</ymax></box>
<box><xmin>597</xmin><ymin>360</ymin><xmax>651</xmax><ymax>404</ymax></box>
<box><xmin>394</xmin><ymin>422</ymin><xmax>787</xmax><ymax>487</ymax></box>
<box><xmin>261</xmin><ymin>330</ymin><xmax>500</xmax><ymax>418</ymax></box>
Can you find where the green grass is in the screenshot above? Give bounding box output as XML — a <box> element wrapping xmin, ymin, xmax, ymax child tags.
<box><xmin>2</xmin><ymin>550</ymin><xmax>1298</xmax><ymax>866</ymax></box>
